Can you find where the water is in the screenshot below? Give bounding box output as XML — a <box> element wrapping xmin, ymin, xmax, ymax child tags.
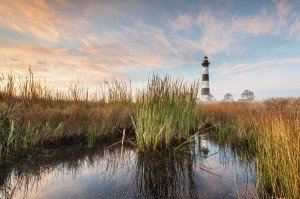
<box><xmin>0</xmin><ymin>135</ymin><xmax>257</xmax><ymax>198</ymax></box>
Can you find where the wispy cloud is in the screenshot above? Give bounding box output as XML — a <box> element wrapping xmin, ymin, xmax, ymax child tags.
<box><xmin>289</xmin><ymin>16</ymin><xmax>300</xmax><ymax>40</ymax></box>
<box><xmin>169</xmin><ymin>14</ymin><xmax>194</xmax><ymax>31</ymax></box>
<box><xmin>273</xmin><ymin>0</ymin><xmax>291</xmax><ymax>25</ymax></box>
<box><xmin>167</xmin><ymin>1</ymin><xmax>291</xmax><ymax>55</ymax></box>
<box><xmin>0</xmin><ymin>0</ymin><xmax>63</xmax><ymax>41</ymax></box>
<box><xmin>215</xmin><ymin>58</ymin><xmax>300</xmax><ymax>77</ymax></box>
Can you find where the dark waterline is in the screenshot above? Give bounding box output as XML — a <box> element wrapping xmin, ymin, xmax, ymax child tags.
<box><xmin>0</xmin><ymin>135</ymin><xmax>257</xmax><ymax>198</ymax></box>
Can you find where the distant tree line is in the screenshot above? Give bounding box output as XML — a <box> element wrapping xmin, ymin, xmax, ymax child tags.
<box><xmin>223</xmin><ymin>89</ymin><xmax>255</xmax><ymax>102</ymax></box>
<box><xmin>200</xmin><ymin>89</ymin><xmax>255</xmax><ymax>102</ymax></box>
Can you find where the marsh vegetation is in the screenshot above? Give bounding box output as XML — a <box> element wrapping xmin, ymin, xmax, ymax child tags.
<box><xmin>202</xmin><ymin>99</ymin><xmax>300</xmax><ymax>198</ymax></box>
<box><xmin>0</xmin><ymin>71</ymin><xmax>299</xmax><ymax>198</ymax></box>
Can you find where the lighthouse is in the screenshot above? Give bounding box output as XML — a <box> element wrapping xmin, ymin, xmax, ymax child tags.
<box><xmin>201</xmin><ymin>56</ymin><xmax>210</xmax><ymax>101</ymax></box>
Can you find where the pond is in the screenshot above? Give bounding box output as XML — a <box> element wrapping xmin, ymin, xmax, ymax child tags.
<box><xmin>0</xmin><ymin>135</ymin><xmax>257</xmax><ymax>198</ymax></box>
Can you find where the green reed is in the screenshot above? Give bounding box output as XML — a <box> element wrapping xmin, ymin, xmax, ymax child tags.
<box><xmin>134</xmin><ymin>75</ymin><xmax>202</xmax><ymax>151</ymax></box>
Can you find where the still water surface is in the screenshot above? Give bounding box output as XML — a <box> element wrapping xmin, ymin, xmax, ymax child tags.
<box><xmin>0</xmin><ymin>135</ymin><xmax>257</xmax><ymax>198</ymax></box>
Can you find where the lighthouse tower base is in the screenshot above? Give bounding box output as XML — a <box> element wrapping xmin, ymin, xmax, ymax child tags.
<box><xmin>201</xmin><ymin>94</ymin><xmax>213</xmax><ymax>102</ymax></box>
<box><xmin>201</xmin><ymin>95</ymin><xmax>210</xmax><ymax>101</ymax></box>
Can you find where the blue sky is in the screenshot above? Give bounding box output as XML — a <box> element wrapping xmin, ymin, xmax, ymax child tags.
<box><xmin>0</xmin><ymin>0</ymin><xmax>300</xmax><ymax>100</ymax></box>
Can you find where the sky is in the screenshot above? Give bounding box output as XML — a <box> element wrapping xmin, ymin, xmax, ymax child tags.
<box><xmin>0</xmin><ymin>0</ymin><xmax>300</xmax><ymax>100</ymax></box>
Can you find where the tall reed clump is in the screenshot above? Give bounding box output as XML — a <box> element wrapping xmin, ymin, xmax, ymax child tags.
<box><xmin>134</xmin><ymin>75</ymin><xmax>203</xmax><ymax>151</ymax></box>
<box><xmin>201</xmin><ymin>99</ymin><xmax>300</xmax><ymax>198</ymax></box>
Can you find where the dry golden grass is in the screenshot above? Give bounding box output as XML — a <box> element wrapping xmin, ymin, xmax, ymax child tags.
<box><xmin>0</xmin><ymin>71</ymin><xmax>134</xmax><ymax>157</ymax></box>
<box><xmin>201</xmin><ymin>99</ymin><xmax>300</xmax><ymax>198</ymax></box>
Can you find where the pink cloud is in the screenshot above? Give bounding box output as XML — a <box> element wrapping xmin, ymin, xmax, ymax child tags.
<box><xmin>0</xmin><ymin>0</ymin><xmax>63</xmax><ymax>41</ymax></box>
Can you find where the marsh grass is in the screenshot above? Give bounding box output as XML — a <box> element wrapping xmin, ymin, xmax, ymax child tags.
<box><xmin>254</xmin><ymin>100</ymin><xmax>300</xmax><ymax>198</ymax></box>
<box><xmin>0</xmin><ymin>71</ymin><xmax>134</xmax><ymax>158</ymax></box>
<box><xmin>134</xmin><ymin>75</ymin><xmax>203</xmax><ymax>151</ymax></box>
<box><xmin>202</xmin><ymin>99</ymin><xmax>300</xmax><ymax>198</ymax></box>
<box><xmin>0</xmin><ymin>72</ymin><xmax>203</xmax><ymax>155</ymax></box>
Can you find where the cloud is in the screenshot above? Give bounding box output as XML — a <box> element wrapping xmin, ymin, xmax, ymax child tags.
<box><xmin>77</xmin><ymin>18</ymin><xmax>199</xmax><ymax>71</ymax></box>
<box><xmin>0</xmin><ymin>42</ymin><xmax>118</xmax><ymax>90</ymax></box>
<box><xmin>215</xmin><ymin>57</ymin><xmax>300</xmax><ymax>76</ymax></box>
<box><xmin>1</xmin><ymin>0</ymin><xmax>298</xmax><ymax>71</ymax></box>
<box><xmin>196</xmin><ymin>12</ymin><xmax>238</xmax><ymax>55</ymax></box>
<box><xmin>166</xmin><ymin>0</ymin><xmax>300</xmax><ymax>55</ymax></box>
<box><xmin>169</xmin><ymin>14</ymin><xmax>194</xmax><ymax>31</ymax></box>
<box><xmin>168</xmin><ymin>1</ymin><xmax>288</xmax><ymax>55</ymax></box>
<box><xmin>272</xmin><ymin>0</ymin><xmax>291</xmax><ymax>25</ymax></box>
<box><xmin>289</xmin><ymin>16</ymin><xmax>300</xmax><ymax>40</ymax></box>
<box><xmin>272</xmin><ymin>0</ymin><xmax>300</xmax><ymax>41</ymax></box>
<box><xmin>55</xmin><ymin>0</ymin><xmax>70</xmax><ymax>7</ymax></box>
<box><xmin>0</xmin><ymin>0</ymin><xmax>63</xmax><ymax>41</ymax></box>
<box><xmin>231</xmin><ymin>14</ymin><xmax>279</xmax><ymax>36</ymax></box>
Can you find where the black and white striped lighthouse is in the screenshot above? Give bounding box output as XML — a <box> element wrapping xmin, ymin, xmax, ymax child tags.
<box><xmin>201</xmin><ymin>56</ymin><xmax>210</xmax><ymax>101</ymax></box>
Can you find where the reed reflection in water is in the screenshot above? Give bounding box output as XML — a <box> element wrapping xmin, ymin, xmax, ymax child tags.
<box><xmin>0</xmin><ymin>136</ymin><xmax>257</xmax><ymax>198</ymax></box>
